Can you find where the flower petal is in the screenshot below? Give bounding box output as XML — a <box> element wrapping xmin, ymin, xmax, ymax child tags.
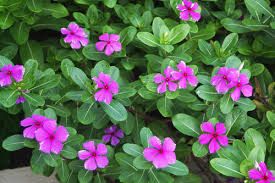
<box><xmin>209</xmin><ymin>139</ymin><xmax>220</xmax><ymax>154</ymax></box>
<box><xmin>157</xmin><ymin>82</ymin><xmax>167</xmax><ymax>94</ymax></box>
<box><xmin>23</xmin><ymin>126</ymin><xmax>36</xmax><ymax>139</ymax></box>
<box><xmin>96</xmin><ymin>143</ymin><xmax>108</xmax><ymax>155</ymax></box>
<box><xmin>149</xmin><ymin>136</ymin><xmax>162</xmax><ymax>149</ymax></box>
<box><xmin>163</xmin><ymin>151</ymin><xmax>176</xmax><ymax>164</ymax></box>
<box><xmin>99</xmin><ymin>33</ymin><xmax>109</xmax><ymax>41</ymax></box>
<box><xmin>154</xmin><ymin>74</ymin><xmax>165</xmax><ymax>84</ymax></box>
<box><xmin>39</xmin><ymin>139</ymin><xmax>52</xmax><ymax>154</ymax></box>
<box><xmin>83</xmin><ymin>141</ymin><xmax>96</xmax><ymax>152</ymax></box>
<box><xmin>12</xmin><ymin>65</ymin><xmax>24</xmax><ymax>82</ymax></box>
<box><xmin>187</xmin><ymin>75</ymin><xmax>198</xmax><ymax>87</ymax></box>
<box><xmin>78</xmin><ymin>150</ymin><xmax>90</xmax><ymax>160</ymax></box>
<box><xmin>102</xmin><ymin>135</ymin><xmax>111</xmax><ymax>143</ymax></box>
<box><xmin>95</xmin><ymin>41</ymin><xmax>107</xmax><ymax>51</ymax></box>
<box><xmin>95</xmin><ymin>156</ymin><xmax>109</xmax><ymax>168</ymax></box>
<box><xmin>198</xmin><ymin>134</ymin><xmax>212</xmax><ymax>145</ymax></box>
<box><xmin>35</xmin><ymin>128</ymin><xmax>49</xmax><ymax>142</ymax></box>
<box><xmin>105</xmin><ymin>45</ymin><xmax>114</xmax><ymax>56</ymax></box>
<box><xmin>241</xmin><ymin>85</ymin><xmax>253</xmax><ymax>97</ymax></box>
<box><xmin>180</xmin><ymin>11</ymin><xmax>189</xmax><ymax>21</ymax></box>
<box><xmin>55</xmin><ymin>126</ymin><xmax>69</xmax><ymax>142</ymax></box>
<box><xmin>152</xmin><ymin>154</ymin><xmax>169</xmax><ymax>169</ymax></box>
<box><xmin>84</xmin><ymin>158</ymin><xmax>97</xmax><ymax>171</ymax></box>
<box><xmin>43</xmin><ymin>120</ymin><xmax>57</xmax><ymax>134</ymax></box>
<box><xmin>111</xmin><ymin>136</ymin><xmax>120</xmax><ymax>146</ymax></box>
<box><xmin>163</xmin><ymin>138</ymin><xmax>176</xmax><ymax>152</ymax></box>
<box><xmin>143</xmin><ymin>148</ymin><xmax>158</xmax><ymax>162</ymax></box>
<box><xmin>111</xmin><ymin>42</ymin><xmax>122</xmax><ymax>52</ymax></box>
<box><xmin>178</xmin><ymin>78</ymin><xmax>187</xmax><ymax>89</ymax></box>
<box><xmin>248</xmin><ymin>169</ymin><xmax>262</xmax><ymax>180</ymax></box>
<box><xmin>230</xmin><ymin>88</ymin><xmax>241</xmax><ymax>101</ymax></box>
<box><xmin>51</xmin><ymin>140</ymin><xmax>63</xmax><ymax>154</ymax></box>
<box><xmin>215</xmin><ymin>123</ymin><xmax>227</xmax><ymax>135</ymax></box>
<box><xmin>114</xmin><ymin>129</ymin><xmax>124</xmax><ymax>138</ymax></box>
<box><xmin>110</xmin><ymin>34</ymin><xmax>120</xmax><ymax>41</ymax></box>
<box><xmin>190</xmin><ymin>11</ymin><xmax>201</xmax><ymax>22</ymax></box>
<box><xmin>168</xmin><ymin>81</ymin><xmax>177</xmax><ymax>92</ymax></box>
<box><xmin>217</xmin><ymin>135</ymin><xmax>228</xmax><ymax>146</ymax></box>
<box><xmin>20</xmin><ymin>117</ymin><xmax>34</xmax><ymax>127</ymax></box>
<box><xmin>201</xmin><ymin>122</ymin><xmax>215</xmax><ymax>133</ymax></box>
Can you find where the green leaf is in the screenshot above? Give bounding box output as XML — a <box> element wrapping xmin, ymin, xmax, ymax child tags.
<box><xmin>163</xmin><ymin>160</ymin><xmax>189</xmax><ymax>176</ymax></box>
<box><xmin>71</xmin><ymin>67</ymin><xmax>91</xmax><ymax>91</ymax></box>
<box><xmin>210</xmin><ymin>158</ymin><xmax>244</xmax><ymax>178</ymax></box>
<box><xmin>44</xmin><ymin>108</ymin><xmax>57</xmax><ymax>119</ymax></box>
<box><xmin>236</xmin><ymin>98</ymin><xmax>256</xmax><ymax>112</ymax></box>
<box><xmin>43</xmin><ymin>3</ymin><xmax>69</xmax><ymax>18</ymax></box>
<box><xmin>9</xmin><ymin>22</ymin><xmax>30</xmax><ymax>45</ymax></box>
<box><xmin>244</xmin><ymin>128</ymin><xmax>266</xmax><ymax>152</ymax></box>
<box><xmin>225</xmin><ymin>108</ymin><xmax>247</xmax><ymax>136</ymax></box>
<box><xmin>61</xmin><ymin>59</ymin><xmax>74</xmax><ymax>79</ymax></box>
<box><xmin>169</xmin><ymin>24</ymin><xmax>190</xmax><ymax>44</ymax></box>
<box><xmin>221</xmin><ymin>33</ymin><xmax>238</xmax><ymax>53</ymax></box>
<box><xmin>148</xmin><ymin>169</ymin><xmax>174</xmax><ymax>183</ymax></box>
<box><xmin>0</xmin><ymin>55</ymin><xmax>12</xmax><ymax>67</ymax></box>
<box><xmin>220</xmin><ymin>94</ymin><xmax>234</xmax><ymax>114</ymax></box>
<box><xmin>137</xmin><ymin>32</ymin><xmax>159</xmax><ymax>47</ymax></box>
<box><xmin>119</xmin><ymin>26</ymin><xmax>137</xmax><ymax>46</ymax></box>
<box><xmin>120</xmin><ymin>113</ymin><xmax>135</xmax><ymax>135</ymax></box>
<box><xmin>0</xmin><ymin>45</ymin><xmax>18</xmax><ymax>59</ymax></box>
<box><xmin>100</xmin><ymin>100</ymin><xmax>128</xmax><ymax>121</ymax></box>
<box><xmin>78</xmin><ymin>169</ymin><xmax>93</xmax><ymax>183</ymax></box>
<box><xmin>20</xmin><ymin>40</ymin><xmax>44</xmax><ymax>64</ymax></box>
<box><xmin>225</xmin><ymin>55</ymin><xmax>241</xmax><ymax>69</ymax></box>
<box><xmin>77</xmin><ymin>102</ymin><xmax>96</xmax><ymax>125</ymax></box>
<box><xmin>26</xmin><ymin>0</ymin><xmax>44</xmax><ymax>12</ymax></box>
<box><xmin>267</xmin><ymin>111</ymin><xmax>275</xmax><ymax>128</ymax></box>
<box><xmin>61</xmin><ymin>146</ymin><xmax>77</xmax><ymax>159</ymax></box>
<box><xmin>196</xmin><ymin>85</ymin><xmax>220</xmax><ymax>102</ymax></box>
<box><xmin>23</xmin><ymin>93</ymin><xmax>45</xmax><ymax>107</ymax></box>
<box><xmin>248</xmin><ymin>147</ymin><xmax>265</xmax><ymax>162</ymax></box>
<box><xmin>152</xmin><ymin>17</ymin><xmax>169</xmax><ymax>38</ymax></box>
<box><xmin>116</xmin><ymin>86</ymin><xmax>136</xmax><ymax>99</ymax></box>
<box><xmin>103</xmin><ymin>0</ymin><xmax>117</xmax><ymax>8</ymax></box>
<box><xmin>244</xmin><ymin>0</ymin><xmax>274</xmax><ymax>19</ymax></box>
<box><xmin>140</xmin><ymin>127</ymin><xmax>153</xmax><ymax>147</ymax></box>
<box><xmin>192</xmin><ymin>141</ymin><xmax>208</xmax><ymax>158</ymax></box>
<box><xmin>56</xmin><ymin>160</ymin><xmax>70</xmax><ymax>182</ymax></box>
<box><xmin>43</xmin><ymin>153</ymin><xmax>59</xmax><ymax>167</ymax></box>
<box><xmin>157</xmin><ymin>97</ymin><xmax>173</xmax><ymax>117</ymax></box>
<box><xmin>0</xmin><ymin>12</ymin><xmax>14</xmax><ymax>29</ymax></box>
<box><xmin>221</xmin><ymin>18</ymin><xmax>251</xmax><ymax>33</ymax></box>
<box><xmin>0</xmin><ymin>89</ymin><xmax>20</xmax><ymax>107</ymax></box>
<box><xmin>2</xmin><ymin>135</ymin><xmax>25</xmax><ymax>151</ymax></box>
<box><xmin>172</xmin><ymin>113</ymin><xmax>201</xmax><ymax>137</ymax></box>
<box><xmin>133</xmin><ymin>155</ymin><xmax>152</xmax><ymax>169</ymax></box>
<box><xmin>73</xmin><ymin>12</ymin><xmax>89</xmax><ymax>27</ymax></box>
<box><xmin>82</xmin><ymin>45</ymin><xmax>107</xmax><ymax>61</ymax></box>
<box><xmin>122</xmin><ymin>143</ymin><xmax>143</xmax><ymax>157</ymax></box>
<box><xmin>270</xmin><ymin>129</ymin><xmax>275</xmax><ymax>141</ymax></box>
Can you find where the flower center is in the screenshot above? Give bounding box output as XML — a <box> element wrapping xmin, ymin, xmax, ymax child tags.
<box><xmin>222</xmin><ymin>75</ymin><xmax>227</xmax><ymax>80</ymax></box>
<box><xmin>165</xmin><ymin>78</ymin><xmax>170</xmax><ymax>82</ymax></box>
<box><xmin>263</xmin><ymin>175</ymin><xmax>268</xmax><ymax>180</ymax></box>
<box><xmin>107</xmin><ymin>41</ymin><xmax>111</xmax><ymax>44</ymax></box>
<box><xmin>49</xmin><ymin>135</ymin><xmax>55</xmax><ymax>141</ymax></box>
<box><xmin>212</xmin><ymin>133</ymin><xmax>218</xmax><ymax>138</ymax></box>
<box><xmin>70</xmin><ymin>31</ymin><xmax>75</xmax><ymax>35</ymax></box>
<box><xmin>34</xmin><ymin>121</ymin><xmax>41</xmax><ymax>127</ymax></box>
<box><xmin>183</xmin><ymin>72</ymin><xmax>188</xmax><ymax>77</ymax></box>
<box><xmin>91</xmin><ymin>152</ymin><xmax>97</xmax><ymax>157</ymax></box>
<box><xmin>104</xmin><ymin>84</ymin><xmax>109</xmax><ymax>90</ymax></box>
<box><xmin>236</xmin><ymin>83</ymin><xmax>241</xmax><ymax>88</ymax></box>
<box><xmin>7</xmin><ymin>71</ymin><xmax>12</xmax><ymax>75</ymax></box>
<box><xmin>158</xmin><ymin>149</ymin><xmax>164</xmax><ymax>154</ymax></box>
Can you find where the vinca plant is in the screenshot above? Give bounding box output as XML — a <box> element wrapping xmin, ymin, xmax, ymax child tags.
<box><xmin>1</xmin><ymin>0</ymin><xmax>275</xmax><ymax>182</ymax></box>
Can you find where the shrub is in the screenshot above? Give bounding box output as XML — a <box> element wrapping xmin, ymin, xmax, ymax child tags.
<box><xmin>1</xmin><ymin>0</ymin><xmax>275</xmax><ymax>182</ymax></box>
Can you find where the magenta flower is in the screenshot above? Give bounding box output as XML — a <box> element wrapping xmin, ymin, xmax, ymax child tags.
<box><xmin>20</xmin><ymin>114</ymin><xmax>48</xmax><ymax>139</ymax></box>
<box><xmin>95</xmin><ymin>33</ymin><xmax>122</xmax><ymax>56</ymax></box>
<box><xmin>0</xmin><ymin>64</ymin><xmax>24</xmax><ymax>87</ymax></box>
<box><xmin>171</xmin><ymin>61</ymin><xmax>198</xmax><ymax>89</ymax></box>
<box><xmin>102</xmin><ymin>125</ymin><xmax>124</xmax><ymax>146</ymax></box>
<box><xmin>229</xmin><ymin>73</ymin><xmax>253</xmax><ymax>101</ymax></box>
<box><xmin>249</xmin><ymin>162</ymin><xmax>275</xmax><ymax>183</ymax></box>
<box><xmin>35</xmin><ymin>120</ymin><xmax>69</xmax><ymax>154</ymax></box>
<box><xmin>211</xmin><ymin>67</ymin><xmax>238</xmax><ymax>94</ymax></box>
<box><xmin>198</xmin><ymin>122</ymin><xmax>228</xmax><ymax>154</ymax></box>
<box><xmin>61</xmin><ymin>22</ymin><xmax>89</xmax><ymax>49</ymax></box>
<box><xmin>92</xmin><ymin>72</ymin><xmax>119</xmax><ymax>104</ymax></box>
<box><xmin>78</xmin><ymin>141</ymin><xmax>109</xmax><ymax>171</ymax></box>
<box><xmin>154</xmin><ymin>66</ymin><xmax>178</xmax><ymax>94</ymax></box>
<box><xmin>143</xmin><ymin>136</ymin><xmax>176</xmax><ymax>169</ymax></box>
<box><xmin>177</xmin><ymin>0</ymin><xmax>201</xmax><ymax>22</ymax></box>
<box><xmin>16</xmin><ymin>96</ymin><xmax>26</xmax><ymax>104</ymax></box>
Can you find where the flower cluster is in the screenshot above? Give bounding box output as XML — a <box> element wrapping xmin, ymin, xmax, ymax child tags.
<box><xmin>92</xmin><ymin>72</ymin><xmax>119</xmax><ymax>104</ymax></box>
<box><xmin>143</xmin><ymin>136</ymin><xmax>176</xmax><ymax>169</ymax></box>
<box><xmin>0</xmin><ymin>64</ymin><xmax>24</xmax><ymax>87</ymax></box>
<box><xmin>61</xmin><ymin>23</ymin><xmax>121</xmax><ymax>56</ymax></box>
<box><xmin>177</xmin><ymin>0</ymin><xmax>201</xmax><ymax>22</ymax></box>
<box><xmin>154</xmin><ymin>61</ymin><xmax>198</xmax><ymax>94</ymax></box>
<box><xmin>20</xmin><ymin>115</ymin><xmax>69</xmax><ymax>154</ymax></box>
<box><xmin>249</xmin><ymin>162</ymin><xmax>275</xmax><ymax>183</ymax></box>
<box><xmin>102</xmin><ymin>125</ymin><xmax>124</xmax><ymax>146</ymax></box>
<box><xmin>198</xmin><ymin>122</ymin><xmax>228</xmax><ymax>154</ymax></box>
<box><xmin>211</xmin><ymin>67</ymin><xmax>253</xmax><ymax>101</ymax></box>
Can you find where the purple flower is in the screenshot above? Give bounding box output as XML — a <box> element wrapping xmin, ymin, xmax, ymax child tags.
<box><xmin>0</xmin><ymin>64</ymin><xmax>24</xmax><ymax>87</ymax></box>
<box><xmin>61</xmin><ymin>22</ymin><xmax>89</xmax><ymax>49</ymax></box>
<box><xmin>198</xmin><ymin>122</ymin><xmax>228</xmax><ymax>154</ymax></box>
<box><xmin>92</xmin><ymin>72</ymin><xmax>119</xmax><ymax>104</ymax></box>
<box><xmin>229</xmin><ymin>73</ymin><xmax>253</xmax><ymax>101</ymax></box>
<box><xmin>177</xmin><ymin>0</ymin><xmax>201</xmax><ymax>22</ymax></box>
<box><xmin>211</xmin><ymin>67</ymin><xmax>238</xmax><ymax>94</ymax></box>
<box><xmin>143</xmin><ymin>136</ymin><xmax>176</xmax><ymax>169</ymax></box>
<box><xmin>35</xmin><ymin>120</ymin><xmax>69</xmax><ymax>154</ymax></box>
<box><xmin>20</xmin><ymin>114</ymin><xmax>48</xmax><ymax>139</ymax></box>
<box><xmin>171</xmin><ymin>61</ymin><xmax>198</xmax><ymax>89</ymax></box>
<box><xmin>154</xmin><ymin>66</ymin><xmax>178</xmax><ymax>94</ymax></box>
<box><xmin>16</xmin><ymin>96</ymin><xmax>26</xmax><ymax>104</ymax></box>
<box><xmin>78</xmin><ymin>141</ymin><xmax>109</xmax><ymax>171</ymax></box>
<box><xmin>249</xmin><ymin>162</ymin><xmax>275</xmax><ymax>183</ymax></box>
<box><xmin>95</xmin><ymin>33</ymin><xmax>122</xmax><ymax>56</ymax></box>
<box><xmin>102</xmin><ymin>125</ymin><xmax>124</xmax><ymax>146</ymax></box>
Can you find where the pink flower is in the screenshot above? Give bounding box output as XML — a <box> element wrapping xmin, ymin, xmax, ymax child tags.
<box><xmin>229</xmin><ymin>73</ymin><xmax>253</xmax><ymax>101</ymax></box>
<box><xmin>61</xmin><ymin>22</ymin><xmax>89</xmax><ymax>49</ymax></box>
<box><xmin>0</xmin><ymin>64</ymin><xmax>24</xmax><ymax>87</ymax></box>
<box><xmin>95</xmin><ymin>33</ymin><xmax>122</xmax><ymax>56</ymax></box>
<box><xmin>20</xmin><ymin>114</ymin><xmax>48</xmax><ymax>139</ymax></box>
<box><xmin>92</xmin><ymin>72</ymin><xmax>119</xmax><ymax>104</ymax></box>
<box><xmin>177</xmin><ymin>0</ymin><xmax>201</xmax><ymax>21</ymax></box>
<box><xmin>171</xmin><ymin>61</ymin><xmax>198</xmax><ymax>89</ymax></box>
<box><xmin>198</xmin><ymin>122</ymin><xmax>228</xmax><ymax>154</ymax></box>
<box><xmin>154</xmin><ymin>66</ymin><xmax>178</xmax><ymax>94</ymax></box>
<box><xmin>16</xmin><ymin>96</ymin><xmax>26</xmax><ymax>104</ymax></box>
<box><xmin>248</xmin><ymin>162</ymin><xmax>275</xmax><ymax>183</ymax></box>
<box><xmin>102</xmin><ymin>125</ymin><xmax>124</xmax><ymax>146</ymax></box>
<box><xmin>78</xmin><ymin>141</ymin><xmax>109</xmax><ymax>171</ymax></box>
<box><xmin>211</xmin><ymin>67</ymin><xmax>238</xmax><ymax>94</ymax></box>
<box><xmin>35</xmin><ymin>120</ymin><xmax>69</xmax><ymax>154</ymax></box>
<box><xmin>143</xmin><ymin>136</ymin><xmax>176</xmax><ymax>169</ymax></box>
